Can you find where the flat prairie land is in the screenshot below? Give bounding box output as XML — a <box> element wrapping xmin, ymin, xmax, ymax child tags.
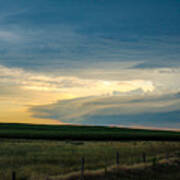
<box><xmin>0</xmin><ymin>123</ymin><xmax>180</xmax><ymax>141</ymax></box>
<box><xmin>0</xmin><ymin>140</ymin><xmax>180</xmax><ymax>179</ymax></box>
<box><xmin>0</xmin><ymin>123</ymin><xmax>180</xmax><ymax>179</ymax></box>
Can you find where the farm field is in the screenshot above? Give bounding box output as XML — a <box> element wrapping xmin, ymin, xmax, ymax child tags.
<box><xmin>0</xmin><ymin>140</ymin><xmax>180</xmax><ymax>179</ymax></box>
<box><xmin>0</xmin><ymin>123</ymin><xmax>180</xmax><ymax>141</ymax></box>
<box><xmin>0</xmin><ymin>124</ymin><xmax>180</xmax><ymax>179</ymax></box>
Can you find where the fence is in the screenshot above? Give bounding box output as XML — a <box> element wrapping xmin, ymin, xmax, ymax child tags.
<box><xmin>10</xmin><ymin>151</ymin><xmax>172</xmax><ymax>180</ymax></box>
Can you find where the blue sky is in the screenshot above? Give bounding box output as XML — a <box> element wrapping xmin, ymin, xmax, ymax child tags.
<box><xmin>0</xmin><ymin>0</ymin><xmax>180</xmax><ymax>129</ymax></box>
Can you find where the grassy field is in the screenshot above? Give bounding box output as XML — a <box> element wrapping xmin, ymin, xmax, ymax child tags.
<box><xmin>0</xmin><ymin>123</ymin><xmax>180</xmax><ymax>141</ymax></box>
<box><xmin>0</xmin><ymin>123</ymin><xmax>180</xmax><ymax>179</ymax></box>
<box><xmin>0</xmin><ymin>140</ymin><xmax>180</xmax><ymax>179</ymax></box>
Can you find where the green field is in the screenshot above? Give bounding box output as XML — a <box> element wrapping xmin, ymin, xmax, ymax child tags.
<box><xmin>0</xmin><ymin>123</ymin><xmax>180</xmax><ymax>141</ymax></box>
<box><xmin>0</xmin><ymin>123</ymin><xmax>180</xmax><ymax>180</ymax></box>
<box><xmin>0</xmin><ymin>140</ymin><xmax>180</xmax><ymax>180</ymax></box>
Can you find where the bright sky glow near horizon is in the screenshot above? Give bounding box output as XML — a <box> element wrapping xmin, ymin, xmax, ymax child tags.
<box><xmin>0</xmin><ymin>0</ymin><xmax>180</xmax><ymax>129</ymax></box>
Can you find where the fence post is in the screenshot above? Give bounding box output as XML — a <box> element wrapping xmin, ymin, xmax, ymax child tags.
<box><xmin>81</xmin><ymin>157</ymin><xmax>85</xmax><ymax>180</ymax></box>
<box><xmin>143</xmin><ymin>152</ymin><xmax>146</xmax><ymax>163</ymax></box>
<box><xmin>104</xmin><ymin>166</ymin><xmax>107</xmax><ymax>177</ymax></box>
<box><xmin>12</xmin><ymin>171</ymin><xmax>16</xmax><ymax>180</ymax></box>
<box><xmin>116</xmin><ymin>152</ymin><xmax>119</xmax><ymax>166</ymax></box>
<box><xmin>152</xmin><ymin>157</ymin><xmax>157</xmax><ymax>179</ymax></box>
<box><xmin>166</xmin><ymin>152</ymin><xmax>169</xmax><ymax>160</ymax></box>
<box><xmin>152</xmin><ymin>157</ymin><xmax>157</xmax><ymax>167</ymax></box>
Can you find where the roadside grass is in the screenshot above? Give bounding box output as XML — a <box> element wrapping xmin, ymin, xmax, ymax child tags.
<box><xmin>50</xmin><ymin>157</ymin><xmax>180</xmax><ymax>180</ymax></box>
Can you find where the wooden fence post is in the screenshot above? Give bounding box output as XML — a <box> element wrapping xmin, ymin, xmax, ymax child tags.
<box><xmin>153</xmin><ymin>157</ymin><xmax>157</xmax><ymax>167</ymax></box>
<box><xmin>81</xmin><ymin>157</ymin><xmax>85</xmax><ymax>180</ymax></box>
<box><xmin>116</xmin><ymin>152</ymin><xmax>119</xmax><ymax>166</ymax></box>
<box><xmin>152</xmin><ymin>157</ymin><xmax>157</xmax><ymax>179</ymax></box>
<box><xmin>143</xmin><ymin>152</ymin><xmax>146</xmax><ymax>163</ymax></box>
<box><xmin>104</xmin><ymin>166</ymin><xmax>107</xmax><ymax>176</ymax></box>
<box><xmin>12</xmin><ymin>171</ymin><xmax>16</xmax><ymax>180</ymax></box>
<box><xmin>166</xmin><ymin>152</ymin><xmax>169</xmax><ymax>160</ymax></box>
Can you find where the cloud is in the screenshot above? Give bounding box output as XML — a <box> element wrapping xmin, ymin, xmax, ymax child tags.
<box><xmin>1</xmin><ymin>64</ymin><xmax>180</xmax><ymax>102</ymax></box>
<box><xmin>132</xmin><ymin>61</ymin><xmax>180</xmax><ymax>69</ymax></box>
<box><xmin>0</xmin><ymin>1</ymin><xmax>180</xmax><ymax>127</ymax></box>
<box><xmin>0</xmin><ymin>64</ymin><xmax>155</xmax><ymax>96</ymax></box>
<box><xmin>0</xmin><ymin>1</ymin><xmax>180</xmax><ymax>71</ymax></box>
<box><xmin>30</xmin><ymin>93</ymin><xmax>180</xmax><ymax>128</ymax></box>
<box><xmin>113</xmin><ymin>88</ymin><xmax>144</xmax><ymax>96</ymax></box>
<box><xmin>84</xmin><ymin>111</ymin><xmax>180</xmax><ymax>129</ymax></box>
<box><xmin>0</xmin><ymin>31</ymin><xmax>21</xmax><ymax>42</ymax></box>
<box><xmin>1</xmin><ymin>64</ymin><xmax>180</xmax><ymax>107</ymax></box>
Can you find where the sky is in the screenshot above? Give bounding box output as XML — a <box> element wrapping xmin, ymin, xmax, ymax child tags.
<box><xmin>0</xmin><ymin>0</ymin><xmax>180</xmax><ymax>129</ymax></box>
